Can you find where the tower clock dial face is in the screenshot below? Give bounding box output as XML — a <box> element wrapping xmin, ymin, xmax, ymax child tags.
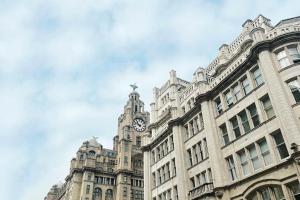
<box><xmin>132</xmin><ymin>118</ymin><xmax>146</xmax><ymax>132</ymax></box>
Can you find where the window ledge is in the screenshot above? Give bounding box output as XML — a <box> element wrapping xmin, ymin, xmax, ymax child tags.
<box><xmin>150</xmin><ymin>149</ymin><xmax>174</xmax><ymax>167</ymax></box>
<box><xmin>278</xmin><ymin>62</ymin><xmax>300</xmax><ymax>73</ymax></box>
<box><xmin>187</xmin><ymin>157</ymin><xmax>209</xmax><ymax>170</ymax></box>
<box><xmin>151</xmin><ymin>175</ymin><xmax>176</xmax><ymax>191</ymax></box>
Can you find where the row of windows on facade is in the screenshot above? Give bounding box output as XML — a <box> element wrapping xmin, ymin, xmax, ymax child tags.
<box><xmin>123</xmin><ymin>136</ymin><xmax>142</xmax><ymax>148</ymax></box>
<box><xmin>152</xmin><ymin>186</ymin><xmax>179</xmax><ymax>200</ymax></box>
<box><xmin>226</xmin><ymin>130</ymin><xmax>289</xmax><ymax>182</ymax></box>
<box><xmin>151</xmin><ymin>135</ymin><xmax>174</xmax><ymax>164</ymax></box>
<box><xmin>219</xmin><ymin>94</ymin><xmax>274</xmax><ymax>146</ymax></box>
<box><xmin>122</xmin><ymin>175</ymin><xmax>144</xmax><ymax>188</ymax></box>
<box><xmin>84</xmin><ymin>187</ymin><xmax>113</xmax><ymax>200</ymax></box>
<box><xmin>184</xmin><ymin>113</ymin><xmax>204</xmax><ymax>140</ymax></box>
<box><xmin>246</xmin><ymin>180</ymin><xmax>300</xmax><ymax>200</ymax></box>
<box><xmin>182</xmin><ymin>96</ymin><xmax>196</xmax><ymax>114</ymax></box>
<box><xmin>130</xmin><ymin>189</ymin><xmax>144</xmax><ymax>200</ymax></box>
<box><xmin>189</xmin><ymin>168</ymin><xmax>213</xmax><ymax>190</ymax></box>
<box><xmin>94</xmin><ymin>176</ymin><xmax>116</xmax><ymax>185</ymax></box>
<box><xmin>152</xmin><ymin>158</ymin><xmax>176</xmax><ymax>188</ymax></box>
<box><xmin>287</xmin><ymin>76</ymin><xmax>300</xmax><ymax>104</ymax></box>
<box><xmin>276</xmin><ymin>44</ymin><xmax>300</xmax><ymax>69</ymax></box>
<box><xmin>214</xmin><ymin>66</ymin><xmax>264</xmax><ymax>116</ymax></box>
<box><xmin>186</xmin><ymin>137</ymin><xmax>209</xmax><ymax>168</ymax></box>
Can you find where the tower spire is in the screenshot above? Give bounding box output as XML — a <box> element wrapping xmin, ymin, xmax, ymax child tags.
<box><xmin>130</xmin><ymin>83</ymin><xmax>138</xmax><ymax>91</ymax></box>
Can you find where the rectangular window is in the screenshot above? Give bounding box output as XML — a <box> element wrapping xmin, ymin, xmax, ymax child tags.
<box><xmin>239</xmin><ymin>110</ymin><xmax>251</xmax><ymax>133</ymax></box>
<box><xmin>287</xmin><ymin>79</ymin><xmax>300</xmax><ymax>103</ymax></box>
<box><xmin>288</xmin><ymin>181</ymin><xmax>300</xmax><ymax>200</ymax></box>
<box><xmin>184</xmin><ymin>125</ymin><xmax>189</xmax><ymax>140</ymax></box>
<box><xmin>170</xmin><ymin>135</ymin><xmax>174</xmax><ymax>150</ymax></box>
<box><xmin>224</xmin><ymin>90</ymin><xmax>234</xmax><ymax>108</ymax></box>
<box><xmin>261</xmin><ymin>95</ymin><xmax>275</xmax><ymax>119</ymax></box>
<box><xmin>172</xmin><ymin>158</ymin><xmax>176</xmax><ymax>176</ymax></box>
<box><xmin>277</xmin><ymin>49</ymin><xmax>290</xmax><ymax>68</ymax></box>
<box><xmin>192</xmin><ymin>145</ymin><xmax>198</xmax><ymax>163</ymax></box>
<box><xmin>247</xmin><ymin>144</ymin><xmax>262</xmax><ymax>170</ymax></box>
<box><xmin>123</xmin><ymin>187</ymin><xmax>127</xmax><ymax>197</ymax></box>
<box><xmin>203</xmin><ymin>138</ymin><xmax>209</xmax><ymax>158</ymax></box>
<box><xmin>86</xmin><ymin>185</ymin><xmax>90</xmax><ymax>194</ymax></box>
<box><xmin>288</xmin><ymin>45</ymin><xmax>300</xmax><ymax>63</ymax></box>
<box><xmin>230</xmin><ymin>117</ymin><xmax>241</xmax><ymax>138</ymax></box>
<box><xmin>220</xmin><ymin>124</ymin><xmax>230</xmax><ymax>145</ymax></box>
<box><xmin>238</xmin><ymin>150</ymin><xmax>250</xmax><ymax>176</ymax></box>
<box><xmin>190</xmin><ymin>177</ymin><xmax>195</xmax><ymax>188</ymax></box>
<box><xmin>233</xmin><ymin>84</ymin><xmax>242</xmax><ymax>101</ymax></box>
<box><xmin>199</xmin><ymin>113</ymin><xmax>204</xmax><ymax>129</ymax></box>
<box><xmin>252</xmin><ymin>67</ymin><xmax>264</xmax><ymax>86</ymax></box>
<box><xmin>272</xmin><ymin>131</ymin><xmax>289</xmax><ymax>159</ymax></box>
<box><xmin>187</xmin><ymin>149</ymin><xmax>193</xmax><ymax>167</ymax></box>
<box><xmin>190</xmin><ymin>120</ymin><xmax>195</xmax><ymax>135</ymax></box>
<box><xmin>226</xmin><ymin>155</ymin><xmax>237</xmax><ymax>181</ymax></box>
<box><xmin>258</xmin><ymin>139</ymin><xmax>272</xmax><ymax>166</ymax></box>
<box><xmin>151</xmin><ymin>150</ymin><xmax>156</xmax><ymax>164</ymax></box>
<box><xmin>174</xmin><ymin>186</ymin><xmax>178</xmax><ymax>200</ymax></box>
<box><xmin>248</xmin><ymin>104</ymin><xmax>260</xmax><ymax>127</ymax></box>
<box><xmin>215</xmin><ymin>97</ymin><xmax>223</xmax><ymax>114</ymax></box>
<box><xmin>242</xmin><ymin>78</ymin><xmax>251</xmax><ymax>95</ymax></box>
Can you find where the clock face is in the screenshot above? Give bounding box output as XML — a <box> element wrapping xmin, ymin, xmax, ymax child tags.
<box><xmin>132</xmin><ymin>118</ymin><xmax>146</xmax><ymax>132</ymax></box>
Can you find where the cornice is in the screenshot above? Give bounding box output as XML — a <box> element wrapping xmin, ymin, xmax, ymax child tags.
<box><xmin>195</xmin><ymin>31</ymin><xmax>300</xmax><ymax>105</ymax></box>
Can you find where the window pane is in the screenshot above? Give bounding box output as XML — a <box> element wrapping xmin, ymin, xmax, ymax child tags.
<box><xmin>258</xmin><ymin>139</ymin><xmax>272</xmax><ymax>166</ymax></box>
<box><xmin>261</xmin><ymin>188</ymin><xmax>271</xmax><ymax>200</ymax></box>
<box><xmin>273</xmin><ymin>186</ymin><xmax>284</xmax><ymax>200</ymax></box>
<box><xmin>273</xmin><ymin>131</ymin><xmax>289</xmax><ymax>159</ymax></box>
<box><xmin>248</xmin><ymin>104</ymin><xmax>260</xmax><ymax>127</ymax></box>
<box><xmin>225</xmin><ymin>91</ymin><xmax>233</xmax><ymax>107</ymax></box>
<box><xmin>242</xmin><ymin>78</ymin><xmax>251</xmax><ymax>95</ymax></box>
<box><xmin>238</xmin><ymin>150</ymin><xmax>250</xmax><ymax>176</ymax></box>
<box><xmin>231</xmin><ymin>117</ymin><xmax>241</xmax><ymax>138</ymax></box>
<box><xmin>288</xmin><ymin>46</ymin><xmax>300</xmax><ymax>61</ymax></box>
<box><xmin>261</xmin><ymin>95</ymin><xmax>275</xmax><ymax>119</ymax></box>
<box><xmin>239</xmin><ymin>111</ymin><xmax>251</xmax><ymax>133</ymax></box>
<box><xmin>248</xmin><ymin>145</ymin><xmax>262</xmax><ymax>170</ymax></box>
<box><xmin>288</xmin><ymin>79</ymin><xmax>300</xmax><ymax>103</ymax></box>
<box><xmin>233</xmin><ymin>84</ymin><xmax>242</xmax><ymax>101</ymax></box>
<box><xmin>253</xmin><ymin>68</ymin><xmax>264</xmax><ymax>86</ymax></box>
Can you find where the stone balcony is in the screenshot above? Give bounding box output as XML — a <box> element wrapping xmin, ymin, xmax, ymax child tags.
<box><xmin>188</xmin><ymin>182</ymin><xmax>214</xmax><ymax>200</ymax></box>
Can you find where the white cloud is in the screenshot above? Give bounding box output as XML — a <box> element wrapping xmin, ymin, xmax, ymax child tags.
<box><xmin>0</xmin><ymin>0</ymin><xmax>298</xmax><ymax>199</ymax></box>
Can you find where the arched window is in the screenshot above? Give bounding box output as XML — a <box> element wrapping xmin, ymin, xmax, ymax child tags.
<box><xmin>247</xmin><ymin>185</ymin><xmax>285</xmax><ymax>200</ymax></box>
<box><xmin>92</xmin><ymin>188</ymin><xmax>102</xmax><ymax>200</ymax></box>
<box><xmin>89</xmin><ymin>151</ymin><xmax>96</xmax><ymax>158</ymax></box>
<box><xmin>105</xmin><ymin>189</ymin><xmax>113</xmax><ymax>200</ymax></box>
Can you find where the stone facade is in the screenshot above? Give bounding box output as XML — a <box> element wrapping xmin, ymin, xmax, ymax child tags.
<box><xmin>142</xmin><ymin>15</ymin><xmax>300</xmax><ymax>200</ymax></box>
<box><xmin>46</xmin><ymin>88</ymin><xmax>149</xmax><ymax>200</ymax></box>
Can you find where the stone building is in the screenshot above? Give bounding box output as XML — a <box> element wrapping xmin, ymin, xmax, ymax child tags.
<box><xmin>46</xmin><ymin>87</ymin><xmax>149</xmax><ymax>200</ymax></box>
<box><xmin>142</xmin><ymin>15</ymin><xmax>300</xmax><ymax>200</ymax></box>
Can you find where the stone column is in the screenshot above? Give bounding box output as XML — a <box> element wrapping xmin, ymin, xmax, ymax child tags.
<box><xmin>172</xmin><ymin>125</ymin><xmax>189</xmax><ymax>199</ymax></box>
<box><xmin>143</xmin><ymin>150</ymin><xmax>152</xmax><ymax>200</ymax></box>
<box><xmin>201</xmin><ymin>100</ymin><xmax>228</xmax><ymax>187</ymax></box>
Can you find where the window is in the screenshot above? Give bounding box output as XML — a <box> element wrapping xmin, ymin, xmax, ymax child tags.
<box><xmin>289</xmin><ymin>45</ymin><xmax>300</xmax><ymax>62</ymax></box>
<box><xmin>93</xmin><ymin>188</ymin><xmax>102</xmax><ymax>200</ymax></box>
<box><xmin>252</xmin><ymin>67</ymin><xmax>264</xmax><ymax>86</ymax></box>
<box><xmin>239</xmin><ymin>110</ymin><xmax>251</xmax><ymax>133</ymax></box>
<box><xmin>203</xmin><ymin>138</ymin><xmax>209</xmax><ymax>158</ymax></box>
<box><xmin>215</xmin><ymin>97</ymin><xmax>223</xmax><ymax>114</ymax></box>
<box><xmin>258</xmin><ymin>139</ymin><xmax>272</xmax><ymax>166</ymax></box>
<box><xmin>238</xmin><ymin>150</ymin><xmax>250</xmax><ymax>176</ymax></box>
<box><xmin>170</xmin><ymin>135</ymin><xmax>174</xmax><ymax>150</ymax></box>
<box><xmin>187</xmin><ymin>149</ymin><xmax>193</xmax><ymax>167</ymax></box>
<box><xmin>247</xmin><ymin>186</ymin><xmax>285</xmax><ymax>200</ymax></box>
<box><xmin>226</xmin><ymin>155</ymin><xmax>237</xmax><ymax>181</ymax></box>
<box><xmin>220</xmin><ymin>124</ymin><xmax>230</xmax><ymax>145</ymax></box>
<box><xmin>288</xmin><ymin>181</ymin><xmax>300</xmax><ymax>200</ymax></box>
<box><xmin>248</xmin><ymin>144</ymin><xmax>262</xmax><ymax>171</ymax></box>
<box><xmin>277</xmin><ymin>49</ymin><xmax>290</xmax><ymax>68</ymax></box>
<box><xmin>230</xmin><ymin>117</ymin><xmax>241</xmax><ymax>138</ymax></box>
<box><xmin>174</xmin><ymin>186</ymin><xmax>178</xmax><ymax>200</ymax></box>
<box><xmin>261</xmin><ymin>95</ymin><xmax>275</xmax><ymax>119</ymax></box>
<box><xmin>87</xmin><ymin>173</ymin><xmax>92</xmax><ymax>181</ymax></box>
<box><xmin>287</xmin><ymin>79</ymin><xmax>300</xmax><ymax>103</ymax></box>
<box><xmin>136</xmin><ymin>136</ymin><xmax>141</xmax><ymax>147</ymax></box>
<box><xmin>124</xmin><ymin>156</ymin><xmax>128</xmax><ymax>165</ymax></box>
<box><xmin>242</xmin><ymin>78</ymin><xmax>251</xmax><ymax>95</ymax></box>
<box><xmin>151</xmin><ymin>150</ymin><xmax>156</xmax><ymax>164</ymax></box>
<box><xmin>248</xmin><ymin>104</ymin><xmax>260</xmax><ymax>127</ymax></box>
<box><xmin>172</xmin><ymin>158</ymin><xmax>176</xmax><ymax>176</ymax></box>
<box><xmin>123</xmin><ymin>187</ymin><xmax>127</xmax><ymax>197</ymax></box>
<box><xmin>272</xmin><ymin>131</ymin><xmax>289</xmax><ymax>159</ymax></box>
<box><xmin>225</xmin><ymin>90</ymin><xmax>234</xmax><ymax>108</ymax></box>
<box><xmin>276</xmin><ymin>45</ymin><xmax>300</xmax><ymax>69</ymax></box>
<box><xmin>86</xmin><ymin>185</ymin><xmax>90</xmax><ymax>194</ymax></box>
<box><xmin>233</xmin><ymin>84</ymin><xmax>242</xmax><ymax>101</ymax></box>
<box><xmin>192</xmin><ymin>145</ymin><xmax>198</xmax><ymax>163</ymax></box>
<box><xmin>190</xmin><ymin>177</ymin><xmax>195</xmax><ymax>188</ymax></box>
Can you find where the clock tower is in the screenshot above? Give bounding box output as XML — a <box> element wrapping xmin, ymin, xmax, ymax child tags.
<box><xmin>115</xmin><ymin>85</ymin><xmax>149</xmax><ymax>200</ymax></box>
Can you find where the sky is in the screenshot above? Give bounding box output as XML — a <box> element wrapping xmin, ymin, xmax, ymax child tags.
<box><xmin>0</xmin><ymin>0</ymin><xmax>299</xmax><ymax>199</ymax></box>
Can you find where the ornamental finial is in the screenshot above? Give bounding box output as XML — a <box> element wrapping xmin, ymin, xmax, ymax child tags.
<box><xmin>130</xmin><ymin>83</ymin><xmax>138</xmax><ymax>91</ymax></box>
